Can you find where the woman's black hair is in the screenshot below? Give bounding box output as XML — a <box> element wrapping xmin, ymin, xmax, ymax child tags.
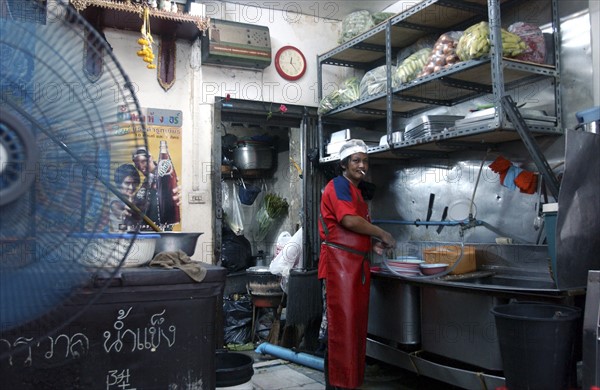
<box><xmin>114</xmin><ymin>163</ymin><xmax>141</xmax><ymax>186</ymax></box>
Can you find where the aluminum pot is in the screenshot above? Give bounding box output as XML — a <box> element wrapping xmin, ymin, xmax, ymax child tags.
<box><xmin>152</xmin><ymin>232</ymin><xmax>203</xmax><ymax>256</ymax></box>
<box><xmin>233</xmin><ymin>141</ymin><xmax>274</xmax><ymax>171</ymax></box>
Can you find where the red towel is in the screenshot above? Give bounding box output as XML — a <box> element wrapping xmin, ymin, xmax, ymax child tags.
<box><xmin>515</xmin><ymin>170</ymin><xmax>538</xmax><ymax>194</ymax></box>
<box><xmin>489</xmin><ymin>156</ymin><xmax>511</xmax><ymax>174</ymax></box>
<box><xmin>489</xmin><ymin>156</ymin><xmax>512</xmax><ymax>185</ymax></box>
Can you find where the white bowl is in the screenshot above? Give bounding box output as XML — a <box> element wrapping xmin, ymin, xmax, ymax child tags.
<box><xmin>70</xmin><ymin>233</ymin><xmax>160</xmax><ymax>267</ymax></box>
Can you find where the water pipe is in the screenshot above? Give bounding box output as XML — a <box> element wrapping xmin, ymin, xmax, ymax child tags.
<box><xmin>255</xmin><ymin>342</ymin><xmax>324</xmax><ymax>372</ymax></box>
<box><xmin>372</xmin><ymin>219</ymin><xmax>484</xmax><ymax>227</ymax></box>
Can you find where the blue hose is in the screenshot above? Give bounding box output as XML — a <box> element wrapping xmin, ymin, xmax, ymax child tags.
<box><xmin>255</xmin><ymin>342</ymin><xmax>324</xmax><ymax>371</ymax></box>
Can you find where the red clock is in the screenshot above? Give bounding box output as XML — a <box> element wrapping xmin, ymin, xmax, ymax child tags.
<box><xmin>274</xmin><ymin>46</ymin><xmax>307</xmax><ymax>81</ymax></box>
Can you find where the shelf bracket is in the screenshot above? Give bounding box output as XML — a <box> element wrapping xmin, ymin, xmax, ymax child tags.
<box><xmin>501</xmin><ymin>95</ymin><xmax>560</xmax><ymax>199</ymax></box>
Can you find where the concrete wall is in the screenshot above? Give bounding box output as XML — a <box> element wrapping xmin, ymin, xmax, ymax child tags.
<box><xmin>103</xmin><ymin>2</ymin><xmax>347</xmax><ymax>261</ymax></box>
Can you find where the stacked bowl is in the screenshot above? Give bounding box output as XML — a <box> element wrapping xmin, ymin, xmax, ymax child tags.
<box><xmin>385</xmin><ymin>256</ymin><xmax>424</xmax><ymax>276</ymax></box>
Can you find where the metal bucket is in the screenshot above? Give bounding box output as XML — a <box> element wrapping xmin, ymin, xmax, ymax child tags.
<box><xmin>246</xmin><ymin>266</ymin><xmax>283</xmax><ymax>307</ymax></box>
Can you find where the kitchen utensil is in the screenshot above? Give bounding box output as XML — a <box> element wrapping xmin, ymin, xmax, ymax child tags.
<box><xmin>404</xmin><ymin>115</ymin><xmax>464</xmax><ymax>140</ymax></box>
<box><xmin>233</xmin><ymin>140</ymin><xmax>275</xmax><ymax>171</ymax></box>
<box><xmin>436</xmin><ymin>206</ymin><xmax>449</xmax><ymax>234</ymax></box>
<box><xmin>72</xmin><ymin>233</ymin><xmax>160</xmax><ymax>267</ymax></box>
<box><xmin>426</xmin><ymin>193</ymin><xmax>435</xmax><ymax>228</ymax></box>
<box><xmin>151</xmin><ymin>232</ymin><xmax>203</xmax><ymax>256</ymax></box>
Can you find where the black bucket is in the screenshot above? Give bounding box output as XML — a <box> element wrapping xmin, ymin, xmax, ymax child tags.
<box><xmin>216</xmin><ymin>351</ymin><xmax>254</xmax><ymax>388</ymax></box>
<box><xmin>491</xmin><ymin>302</ymin><xmax>581</xmax><ymax>390</ymax></box>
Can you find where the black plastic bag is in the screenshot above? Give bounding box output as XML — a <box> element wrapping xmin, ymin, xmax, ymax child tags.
<box><xmin>220</xmin><ymin>227</ymin><xmax>252</xmax><ymax>273</ymax></box>
<box><xmin>223</xmin><ymin>295</ymin><xmax>253</xmax><ymax>345</ymax></box>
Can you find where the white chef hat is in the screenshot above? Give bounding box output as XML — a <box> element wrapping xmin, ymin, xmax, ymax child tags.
<box><xmin>339</xmin><ymin>139</ymin><xmax>368</xmax><ymax>161</ymax></box>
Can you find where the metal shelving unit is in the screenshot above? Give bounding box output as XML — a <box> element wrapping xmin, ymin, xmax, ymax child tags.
<box><xmin>316</xmin><ymin>0</ymin><xmax>562</xmax><ymax>162</ymax></box>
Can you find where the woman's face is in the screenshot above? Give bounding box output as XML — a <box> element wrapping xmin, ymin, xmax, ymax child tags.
<box><xmin>344</xmin><ymin>152</ymin><xmax>368</xmax><ymax>185</ymax></box>
<box><xmin>120</xmin><ymin>175</ymin><xmax>138</xmax><ymax>198</ymax></box>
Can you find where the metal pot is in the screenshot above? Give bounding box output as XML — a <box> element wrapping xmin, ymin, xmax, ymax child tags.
<box><xmin>152</xmin><ymin>232</ymin><xmax>203</xmax><ymax>256</ymax></box>
<box><xmin>246</xmin><ymin>266</ymin><xmax>283</xmax><ymax>307</ymax></box>
<box><xmin>233</xmin><ymin>141</ymin><xmax>274</xmax><ymax>171</ymax></box>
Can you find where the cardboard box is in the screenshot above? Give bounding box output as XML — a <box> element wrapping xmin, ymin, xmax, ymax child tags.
<box><xmin>422</xmin><ymin>245</ymin><xmax>476</xmax><ymax>275</ymax></box>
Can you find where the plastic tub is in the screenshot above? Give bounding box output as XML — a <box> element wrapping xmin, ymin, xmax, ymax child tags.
<box><xmin>491</xmin><ymin>302</ymin><xmax>581</xmax><ymax>390</ymax></box>
<box><xmin>216</xmin><ymin>351</ymin><xmax>254</xmax><ymax>388</ymax></box>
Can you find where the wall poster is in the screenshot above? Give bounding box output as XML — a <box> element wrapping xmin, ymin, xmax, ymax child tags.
<box><xmin>108</xmin><ymin>106</ymin><xmax>183</xmax><ymax>232</ymax></box>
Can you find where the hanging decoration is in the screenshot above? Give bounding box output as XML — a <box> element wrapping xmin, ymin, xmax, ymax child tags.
<box><xmin>69</xmin><ymin>1</ymin><xmax>211</xmax><ymax>31</ymax></box>
<box><xmin>137</xmin><ymin>6</ymin><xmax>156</xmax><ymax>69</ymax></box>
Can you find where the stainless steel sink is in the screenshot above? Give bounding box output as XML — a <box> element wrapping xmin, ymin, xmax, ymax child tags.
<box><xmin>454</xmin><ymin>275</ymin><xmax>558</xmax><ymax>290</ymax></box>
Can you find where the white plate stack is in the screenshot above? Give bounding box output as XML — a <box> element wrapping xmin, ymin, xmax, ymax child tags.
<box><xmin>385</xmin><ymin>256</ymin><xmax>424</xmax><ymax>275</ymax></box>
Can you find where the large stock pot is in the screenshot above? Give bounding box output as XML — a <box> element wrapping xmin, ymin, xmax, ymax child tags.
<box><xmin>233</xmin><ymin>141</ymin><xmax>274</xmax><ymax>171</ymax></box>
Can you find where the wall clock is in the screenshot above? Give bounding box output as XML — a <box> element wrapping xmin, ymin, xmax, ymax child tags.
<box><xmin>274</xmin><ymin>45</ymin><xmax>306</xmax><ymax>81</ymax></box>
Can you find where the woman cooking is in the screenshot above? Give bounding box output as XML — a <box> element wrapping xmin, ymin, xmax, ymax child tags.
<box><xmin>318</xmin><ymin>139</ymin><xmax>396</xmax><ymax>389</ymax></box>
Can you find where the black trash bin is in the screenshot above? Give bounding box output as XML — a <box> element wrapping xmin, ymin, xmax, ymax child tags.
<box><xmin>491</xmin><ymin>302</ymin><xmax>581</xmax><ymax>390</ymax></box>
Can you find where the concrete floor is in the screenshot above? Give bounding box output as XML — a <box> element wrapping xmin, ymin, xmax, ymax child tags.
<box><xmin>229</xmin><ymin>349</ymin><xmax>457</xmax><ymax>390</ymax></box>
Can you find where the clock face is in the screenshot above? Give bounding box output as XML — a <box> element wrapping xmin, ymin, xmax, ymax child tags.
<box><xmin>275</xmin><ymin>46</ymin><xmax>306</xmax><ymax>81</ymax></box>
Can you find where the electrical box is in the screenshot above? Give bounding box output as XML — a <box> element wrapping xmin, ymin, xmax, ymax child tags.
<box><xmin>201</xmin><ymin>19</ymin><xmax>271</xmax><ymax>69</ymax></box>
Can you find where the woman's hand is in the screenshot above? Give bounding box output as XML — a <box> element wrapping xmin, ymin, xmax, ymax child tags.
<box><xmin>380</xmin><ymin>231</ymin><xmax>396</xmax><ymax>249</ymax></box>
<box><xmin>372</xmin><ymin>241</ymin><xmax>386</xmax><ymax>256</ymax></box>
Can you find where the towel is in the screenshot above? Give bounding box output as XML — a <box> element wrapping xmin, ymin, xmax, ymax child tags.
<box><xmin>150</xmin><ymin>250</ymin><xmax>207</xmax><ymax>282</ymax></box>
<box><xmin>489</xmin><ymin>156</ymin><xmax>512</xmax><ymax>174</ymax></box>
<box><xmin>515</xmin><ymin>170</ymin><xmax>538</xmax><ymax>194</ymax></box>
<box><xmin>503</xmin><ymin>166</ymin><xmax>522</xmax><ymax>191</ymax></box>
<box><xmin>489</xmin><ymin>156</ymin><xmax>512</xmax><ymax>185</ymax></box>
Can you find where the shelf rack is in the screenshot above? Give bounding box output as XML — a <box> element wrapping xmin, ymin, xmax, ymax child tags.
<box><xmin>316</xmin><ymin>0</ymin><xmax>562</xmax><ymax>162</ymax></box>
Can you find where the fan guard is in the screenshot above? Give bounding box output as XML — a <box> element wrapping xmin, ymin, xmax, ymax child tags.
<box><xmin>0</xmin><ymin>0</ymin><xmax>151</xmax><ymax>334</ymax></box>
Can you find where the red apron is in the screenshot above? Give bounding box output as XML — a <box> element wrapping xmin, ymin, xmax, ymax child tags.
<box><xmin>321</xmin><ymin>224</ymin><xmax>371</xmax><ymax>389</ymax></box>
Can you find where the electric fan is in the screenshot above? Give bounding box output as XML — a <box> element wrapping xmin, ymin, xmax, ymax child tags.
<box><xmin>0</xmin><ymin>0</ymin><xmax>151</xmax><ymax>335</ymax></box>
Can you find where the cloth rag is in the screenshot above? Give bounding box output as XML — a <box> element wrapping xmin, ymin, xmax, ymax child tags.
<box><xmin>514</xmin><ymin>170</ymin><xmax>538</xmax><ymax>194</ymax></box>
<box><xmin>489</xmin><ymin>156</ymin><xmax>511</xmax><ymax>185</ymax></box>
<box><xmin>503</xmin><ymin>166</ymin><xmax>522</xmax><ymax>191</ymax></box>
<box><xmin>489</xmin><ymin>156</ymin><xmax>512</xmax><ymax>174</ymax></box>
<box><xmin>150</xmin><ymin>250</ymin><xmax>207</xmax><ymax>282</ymax></box>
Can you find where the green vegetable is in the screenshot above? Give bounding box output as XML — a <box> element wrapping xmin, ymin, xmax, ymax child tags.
<box><xmin>318</xmin><ymin>77</ymin><xmax>360</xmax><ymax>115</ymax></box>
<box><xmin>253</xmin><ymin>193</ymin><xmax>289</xmax><ymax>241</ymax></box>
<box><xmin>340</xmin><ymin>10</ymin><xmax>374</xmax><ymax>43</ymax></box>
<box><xmin>264</xmin><ymin>193</ymin><xmax>289</xmax><ymax>219</ymax></box>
